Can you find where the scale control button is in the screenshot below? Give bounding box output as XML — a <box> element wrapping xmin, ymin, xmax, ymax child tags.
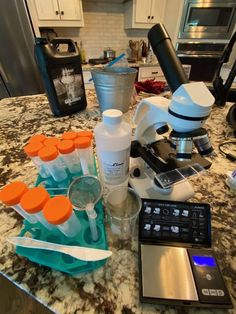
<box><xmin>144</xmin><ymin>206</ymin><xmax>152</xmax><ymax>214</ymax></box>
<box><xmin>192</xmin><ymin>230</ymin><xmax>198</xmax><ymax>237</ymax></box>
<box><xmin>206</xmin><ymin>273</ymin><xmax>213</xmax><ymax>280</ymax></box>
<box><xmin>153</xmin><ymin>207</ymin><xmax>161</xmax><ymax>215</ymax></box>
<box><xmin>217</xmin><ymin>289</ymin><xmax>225</xmax><ymax>296</ymax></box>
<box><xmin>199</xmin><ymin>212</ymin><xmax>205</xmax><ymax>219</ymax></box>
<box><xmin>182</xmin><ymin>210</ymin><xmax>189</xmax><ymax>217</ymax></box>
<box><xmin>153</xmin><ymin>224</ymin><xmax>161</xmax><ymax>232</ymax></box>
<box><xmin>162</xmin><ymin>226</ymin><xmax>170</xmax><ymax>231</ymax></box>
<box><xmin>209</xmin><ymin>289</ymin><xmax>217</xmax><ymax>296</ymax></box>
<box><xmin>173</xmin><ymin>209</ymin><xmax>180</xmax><ymax>216</ymax></box>
<box><xmin>163</xmin><ymin>208</ymin><xmax>169</xmax><ymax>215</ymax></box>
<box><xmin>202</xmin><ymin>289</ymin><xmax>210</xmax><ymax>295</ymax></box>
<box><xmin>144</xmin><ymin>223</ymin><xmax>151</xmax><ymax>231</ymax></box>
<box><xmin>171</xmin><ymin>226</ymin><xmax>179</xmax><ymax>233</ymax></box>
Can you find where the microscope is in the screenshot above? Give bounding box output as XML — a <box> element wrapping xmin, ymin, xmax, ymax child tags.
<box><xmin>129</xmin><ymin>24</ymin><xmax>215</xmax><ymax>201</ymax></box>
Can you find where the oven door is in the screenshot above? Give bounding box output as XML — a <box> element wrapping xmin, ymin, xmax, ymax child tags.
<box><xmin>179</xmin><ymin>0</ymin><xmax>236</xmax><ymax>40</ymax></box>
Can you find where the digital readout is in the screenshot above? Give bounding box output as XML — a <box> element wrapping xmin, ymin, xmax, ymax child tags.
<box><xmin>192</xmin><ymin>255</ymin><xmax>216</xmax><ymax>267</ymax></box>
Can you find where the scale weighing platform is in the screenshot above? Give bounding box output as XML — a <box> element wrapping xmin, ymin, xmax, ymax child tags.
<box><xmin>138</xmin><ymin>199</ymin><xmax>233</xmax><ymax>308</ymax></box>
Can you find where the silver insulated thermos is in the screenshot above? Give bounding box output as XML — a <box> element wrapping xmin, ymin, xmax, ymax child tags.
<box><xmin>34</xmin><ymin>38</ymin><xmax>87</xmax><ymax>116</ymax></box>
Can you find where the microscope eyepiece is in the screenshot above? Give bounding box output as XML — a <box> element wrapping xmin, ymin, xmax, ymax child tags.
<box><xmin>148</xmin><ymin>24</ymin><xmax>189</xmax><ymax>93</ymax></box>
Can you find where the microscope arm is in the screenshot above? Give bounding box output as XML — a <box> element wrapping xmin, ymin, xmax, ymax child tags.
<box><xmin>133</xmin><ymin>96</ymin><xmax>170</xmax><ymax>145</ymax></box>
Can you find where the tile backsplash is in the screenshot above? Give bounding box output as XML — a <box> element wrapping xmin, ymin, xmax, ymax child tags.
<box><xmin>43</xmin><ymin>1</ymin><xmax>150</xmax><ymax>61</ymax></box>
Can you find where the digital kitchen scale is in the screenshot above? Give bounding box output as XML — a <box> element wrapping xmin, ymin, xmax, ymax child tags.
<box><xmin>138</xmin><ymin>199</ymin><xmax>233</xmax><ymax>308</ymax></box>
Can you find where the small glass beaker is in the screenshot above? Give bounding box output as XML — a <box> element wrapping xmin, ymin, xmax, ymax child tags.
<box><xmin>106</xmin><ymin>186</ymin><xmax>142</xmax><ymax>240</ymax></box>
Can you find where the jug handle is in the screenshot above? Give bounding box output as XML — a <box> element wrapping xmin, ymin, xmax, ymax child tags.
<box><xmin>50</xmin><ymin>38</ymin><xmax>77</xmax><ymax>53</ymax></box>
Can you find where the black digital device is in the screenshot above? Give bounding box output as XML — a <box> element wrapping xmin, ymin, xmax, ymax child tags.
<box><xmin>188</xmin><ymin>249</ymin><xmax>232</xmax><ymax>305</ymax></box>
<box><xmin>138</xmin><ymin>199</ymin><xmax>233</xmax><ymax>308</ymax></box>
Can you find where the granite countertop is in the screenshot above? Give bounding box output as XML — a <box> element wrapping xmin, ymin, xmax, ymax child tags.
<box><xmin>0</xmin><ymin>90</ymin><xmax>236</xmax><ymax>314</ymax></box>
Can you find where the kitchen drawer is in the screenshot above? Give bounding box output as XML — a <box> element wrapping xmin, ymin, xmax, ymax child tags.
<box><xmin>138</xmin><ymin>66</ymin><xmax>165</xmax><ymax>81</ymax></box>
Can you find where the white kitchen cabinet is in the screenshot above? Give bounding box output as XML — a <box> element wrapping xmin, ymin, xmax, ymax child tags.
<box><xmin>138</xmin><ymin>65</ymin><xmax>165</xmax><ymax>81</ymax></box>
<box><xmin>27</xmin><ymin>0</ymin><xmax>84</xmax><ymax>28</ymax></box>
<box><xmin>125</xmin><ymin>0</ymin><xmax>166</xmax><ymax>29</ymax></box>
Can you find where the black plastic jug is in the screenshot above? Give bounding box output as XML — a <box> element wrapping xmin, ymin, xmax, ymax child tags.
<box><xmin>34</xmin><ymin>38</ymin><xmax>87</xmax><ymax>116</ymax></box>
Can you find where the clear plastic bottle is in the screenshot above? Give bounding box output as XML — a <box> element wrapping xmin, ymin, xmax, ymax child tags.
<box><xmin>43</xmin><ymin>195</ymin><xmax>80</xmax><ymax>238</ymax></box>
<box><xmin>24</xmin><ymin>142</ymin><xmax>51</xmax><ymax>179</ymax></box>
<box><xmin>74</xmin><ymin>137</ymin><xmax>95</xmax><ymax>175</ymax></box>
<box><xmin>0</xmin><ymin>181</ymin><xmax>37</xmax><ymax>224</ymax></box>
<box><xmin>20</xmin><ymin>186</ymin><xmax>54</xmax><ymax>229</ymax></box>
<box><xmin>94</xmin><ymin>109</ymin><xmax>132</xmax><ymax>195</ymax></box>
<box><xmin>38</xmin><ymin>146</ymin><xmax>68</xmax><ymax>185</ymax></box>
<box><xmin>57</xmin><ymin>140</ymin><xmax>82</xmax><ymax>175</ymax></box>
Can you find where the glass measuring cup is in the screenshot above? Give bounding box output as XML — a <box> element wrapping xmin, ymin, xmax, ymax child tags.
<box><xmin>67</xmin><ymin>175</ymin><xmax>102</xmax><ymax>242</ymax></box>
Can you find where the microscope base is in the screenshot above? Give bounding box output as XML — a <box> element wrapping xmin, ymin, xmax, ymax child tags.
<box><xmin>129</xmin><ymin>166</ymin><xmax>194</xmax><ymax>201</ymax></box>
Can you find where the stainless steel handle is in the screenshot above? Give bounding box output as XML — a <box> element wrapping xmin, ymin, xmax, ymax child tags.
<box><xmin>177</xmin><ymin>53</ymin><xmax>220</xmax><ymax>58</ymax></box>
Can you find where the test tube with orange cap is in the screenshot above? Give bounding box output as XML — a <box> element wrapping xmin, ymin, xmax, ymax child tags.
<box><xmin>29</xmin><ymin>134</ymin><xmax>47</xmax><ymax>144</ymax></box>
<box><xmin>74</xmin><ymin>137</ymin><xmax>95</xmax><ymax>175</ymax></box>
<box><xmin>57</xmin><ymin>140</ymin><xmax>82</xmax><ymax>176</ymax></box>
<box><xmin>43</xmin><ymin>195</ymin><xmax>81</xmax><ymax>238</ymax></box>
<box><xmin>61</xmin><ymin>131</ymin><xmax>78</xmax><ymax>141</ymax></box>
<box><xmin>43</xmin><ymin>137</ymin><xmax>61</xmax><ymax>148</ymax></box>
<box><xmin>24</xmin><ymin>142</ymin><xmax>51</xmax><ymax>179</ymax></box>
<box><xmin>38</xmin><ymin>146</ymin><xmax>68</xmax><ymax>185</ymax></box>
<box><xmin>77</xmin><ymin>130</ymin><xmax>93</xmax><ymax>140</ymax></box>
<box><xmin>0</xmin><ymin>181</ymin><xmax>37</xmax><ymax>224</ymax></box>
<box><xmin>20</xmin><ymin>186</ymin><xmax>54</xmax><ymax>230</ymax></box>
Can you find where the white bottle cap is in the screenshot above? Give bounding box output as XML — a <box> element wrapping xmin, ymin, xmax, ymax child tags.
<box><xmin>102</xmin><ymin>109</ymin><xmax>122</xmax><ymax>125</ymax></box>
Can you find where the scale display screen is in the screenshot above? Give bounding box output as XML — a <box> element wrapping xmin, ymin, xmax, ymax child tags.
<box><xmin>192</xmin><ymin>255</ymin><xmax>216</xmax><ymax>267</ymax></box>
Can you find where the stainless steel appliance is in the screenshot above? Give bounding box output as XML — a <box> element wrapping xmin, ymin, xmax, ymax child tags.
<box><xmin>178</xmin><ymin>0</ymin><xmax>236</xmax><ymax>40</ymax></box>
<box><xmin>0</xmin><ymin>0</ymin><xmax>44</xmax><ymax>98</ymax></box>
<box><xmin>176</xmin><ymin>42</ymin><xmax>226</xmax><ymax>81</ymax></box>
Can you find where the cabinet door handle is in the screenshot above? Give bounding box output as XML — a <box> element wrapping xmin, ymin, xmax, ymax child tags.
<box><xmin>148</xmin><ymin>15</ymin><xmax>150</xmax><ymax>19</ymax></box>
<box><xmin>151</xmin><ymin>16</ymin><xmax>154</xmax><ymax>19</ymax></box>
<box><xmin>151</xmin><ymin>71</ymin><xmax>159</xmax><ymax>74</ymax></box>
<box><xmin>55</xmin><ymin>10</ymin><xmax>59</xmax><ymax>15</ymax></box>
<box><xmin>61</xmin><ymin>11</ymin><xmax>64</xmax><ymax>15</ymax></box>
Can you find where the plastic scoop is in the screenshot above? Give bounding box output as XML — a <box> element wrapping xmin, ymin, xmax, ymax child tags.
<box><xmin>67</xmin><ymin>175</ymin><xmax>102</xmax><ymax>241</ymax></box>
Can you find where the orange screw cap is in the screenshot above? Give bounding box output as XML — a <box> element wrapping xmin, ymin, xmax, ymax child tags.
<box><xmin>44</xmin><ymin>137</ymin><xmax>61</xmax><ymax>148</ymax></box>
<box><xmin>61</xmin><ymin>131</ymin><xmax>78</xmax><ymax>141</ymax></box>
<box><xmin>77</xmin><ymin>131</ymin><xmax>93</xmax><ymax>140</ymax></box>
<box><xmin>0</xmin><ymin>181</ymin><xmax>28</xmax><ymax>206</ymax></box>
<box><xmin>20</xmin><ymin>186</ymin><xmax>50</xmax><ymax>214</ymax></box>
<box><xmin>58</xmin><ymin>140</ymin><xmax>75</xmax><ymax>154</ymax></box>
<box><xmin>24</xmin><ymin>142</ymin><xmax>44</xmax><ymax>157</ymax></box>
<box><xmin>74</xmin><ymin>137</ymin><xmax>91</xmax><ymax>149</ymax></box>
<box><xmin>38</xmin><ymin>146</ymin><xmax>58</xmax><ymax>162</ymax></box>
<box><xmin>43</xmin><ymin>195</ymin><xmax>72</xmax><ymax>225</ymax></box>
<box><xmin>29</xmin><ymin>134</ymin><xmax>46</xmax><ymax>144</ymax></box>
